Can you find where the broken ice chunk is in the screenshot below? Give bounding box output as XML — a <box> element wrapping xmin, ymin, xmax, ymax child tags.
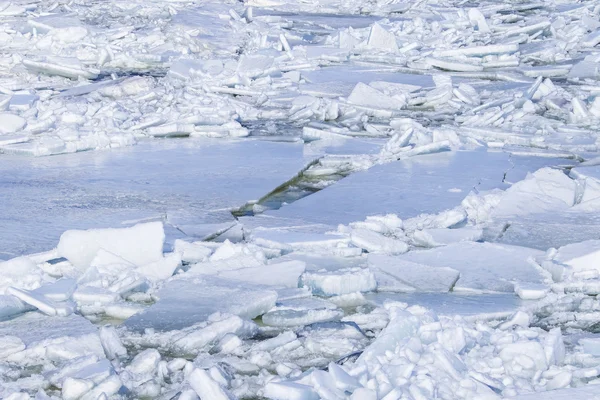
<box><xmin>174</xmin><ymin>240</ymin><xmax>212</xmax><ymax>263</ymax></box>
<box><xmin>6</xmin><ymin>286</ymin><xmax>73</xmax><ymax>317</ymax></box>
<box><xmin>435</xmin><ymin>44</ymin><xmax>518</xmax><ymax>58</ymax></box>
<box><xmin>62</xmin><ymin>377</ymin><xmax>95</xmax><ymax>400</ymax></box>
<box><xmin>0</xmin><ymin>256</ymin><xmax>37</xmax><ymax>280</ymax></box>
<box><xmin>135</xmin><ymin>253</ymin><xmax>181</xmax><ymax>282</ymax></box>
<box><xmin>0</xmin><ymin>134</ymin><xmax>30</xmax><ymax>147</ymax></box>
<box><xmin>366</xmin><ymin>23</ymin><xmax>398</xmax><ymax>52</ymax></box>
<box><xmin>411</xmin><ymin>227</ymin><xmax>483</xmax><ymax>247</ymax></box>
<box><xmin>300</xmin><ymin>321</ymin><xmax>367</xmax><ymax>358</ymax></box>
<box><xmin>581</xmin><ymin>29</ymin><xmax>600</xmax><ymax>47</ymax></box>
<box><xmin>521</xmin><ymin>65</ymin><xmax>572</xmax><ymax>78</ymax></box>
<box><xmin>0</xmin><ymin>335</ymin><xmax>26</xmax><ymax>359</ymax></box>
<box><xmin>350</xmin><ymin>229</ymin><xmax>408</xmax><ymax>255</ymax></box>
<box><xmin>0</xmin><ymin>295</ymin><xmax>31</xmax><ymax>321</ymax></box>
<box><xmin>514</xmin><ymin>282</ymin><xmax>549</xmax><ymax>300</ymax></box>
<box><xmin>189</xmin><ymin>368</ymin><xmax>236</xmax><ymax>400</ymax></box>
<box><xmin>579</xmin><ymin>337</ymin><xmax>600</xmax><ymax>356</ymax></box>
<box><xmin>368</xmin><ymin>254</ymin><xmax>460</xmax><ymax>292</ymax></box>
<box><xmin>492</xmin><ymin>168</ymin><xmax>576</xmax><ymax>218</ymax></box>
<box><xmin>98</xmin><ymin>77</ymin><xmax>153</xmax><ymax>99</ymax></box>
<box><xmin>32</xmin><ymin>279</ymin><xmax>77</xmax><ymax>302</ymax></box>
<box><xmin>264</xmin><ymin>381</ymin><xmax>319</xmax><ymax>400</ymax></box>
<box><xmin>0</xmin><ymin>312</ymin><xmax>104</xmax><ymax>364</ymax></box>
<box><xmin>570</xmin><ymin>165</ymin><xmax>600</xmax><ymax>204</ymax></box>
<box><xmin>123</xmin><ymin>277</ymin><xmax>277</xmax><ymax>332</ymax></box>
<box><xmin>57</xmin><ymin>222</ymin><xmax>165</xmax><ymax>270</ymax></box>
<box><xmin>426</xmin><ymin>58</ymin><xmax>483</xmax><ymax>72</ymax></box>
<box><xmin>73</xmin><ymin>286</ymin><xmax>120</xmax><ymax>305</ymax></box>
<box><xmin>347</xmin><ymin>82</ymin><xmax>405</xmax><ymax>111</ymax></box>
<box><xmin>79</xmin><ymin>375</ymin><xmax>122</xmax><ymax>400</ymax></box>
<box><xmin>397</xmin><ymin>242</ymin><xmax>544</xmax><ymax>293</ymax></box>
<box><xmin>262</xmin><ymin>308</ymin><xmax>344</xmax><ymax>328</ymax></box>
<box><xmin>22</xmin><ymin>59</ymin><xmax>99</xmax><ymax>80</ymax></box>
<box><xmin>498</xmin><ymin>341</ymin><xmax>548</xmax><ymax>378</ymax></box>
<box><xmin>173</xmin><ymin>315</ymin><xmax>258</xmax><ymax>354</ymax></box>
<box><xmin>357</xmin><ymin>306</ymin><xmax>418</xmax><ymax>364</ymax></box>
<box><xmin>217</xmin><ymin>260</ymin><xmax>306</xmax><ymax>288</ymax></box>
<box><xmin>99</xmin><ymin>326</ymin><xmax>127</xmax><ymax>360</ymax></box>
<box><xmin>551</xmin><ymin>240</ymin><xmax>600</xmax><ymax>275</ymax></box>
<box><xmin>545</xmin><ymin>328</ymin><xmax>565</xmax><ymax>366</ymax></box>
<box><xmin>0</xmin><ymin>113</ymin><xmax>26</xmax><ymax>134</ymax></box>
<box><xmin>299</xmin><ymin>268</ymin><xmax>376</xmax><ymax>296</ymax></box>
<box><xmin>468</xmin><ymin>8</ymin><xmax>490</xmax><ymax>33</ymax></box>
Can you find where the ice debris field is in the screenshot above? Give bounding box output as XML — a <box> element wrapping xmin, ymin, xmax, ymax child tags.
<box><xmin>4</xmin><ymin>0</ymin><xmax>600</xmax><ymax>400</ymax></box>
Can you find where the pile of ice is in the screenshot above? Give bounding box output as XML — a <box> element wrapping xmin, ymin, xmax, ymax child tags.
<box><xmin>6</xmin><ymin>0</ymin><xmax>600</xmax><ymax>398</ymax></box>
<box><xmin>3</xmin><ymin>0</ymin><xmax>600</xmax><ymax>159</ymax></box>
<box><xmin>265</xmin><ymin>303</ymin><xmax>575</xmax><ymax>399</ymax></box>
<box><xmin>2</xmin><ymin>162</ymin><xmax>600</xmax><ymax>398</ymax></box>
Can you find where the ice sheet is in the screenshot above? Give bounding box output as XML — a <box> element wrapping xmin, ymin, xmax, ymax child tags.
<box><xmin>0</xmin><ymin>139</ymin><xmax>305</xmax><ymax>259</ymax></box>
<box><xmin>245</xmin><ymin>151</ymin><xmax>564</xmax><ymax>232</ymax></box>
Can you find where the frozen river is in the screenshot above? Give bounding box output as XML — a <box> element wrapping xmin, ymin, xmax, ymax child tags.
<box><xmin>2</xmin><ymin>0</ymin><xmax>600</xmax><ymax>399</ymax></box>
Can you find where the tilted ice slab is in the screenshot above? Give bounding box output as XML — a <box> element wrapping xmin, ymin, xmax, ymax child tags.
<box><xmin>123</xmin><ymin>276</ymin><xmax>277</xmax><ymax>332</ymax></box>
<box><xmin>0</xmin><ymin>139</ymin><xmax>305</xmax><ymax>259</ymax></box>
<box><xmin>397</xmin><ymin>242</ymin><xmax>545</xmax><ymax>293</ymax></box>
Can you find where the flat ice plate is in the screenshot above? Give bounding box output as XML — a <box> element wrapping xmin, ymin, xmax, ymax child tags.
<box><xmin>364</xmin><ymin>292</ymin><xmax>531</xmax><ymax>320</ymax></box>
<box><xmin>0</xmin><ymin>139</ymin><xmax>305</xmax><ymax>259</ymax></box>
<box><xmin>123</xmin><ymin>276</ymin><xmax>277</xmax><ymax>332</ymax></box>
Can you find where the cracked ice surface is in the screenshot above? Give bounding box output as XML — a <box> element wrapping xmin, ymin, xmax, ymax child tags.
<box><xmin>4</xmin><ymin>0</ymin><xmax>600</xmax><ymax>399</ymax></box>
<box><xmin>0</xmin><ymin>139</ymin><xmax>305</xmax><ymax>259</ymax></box>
